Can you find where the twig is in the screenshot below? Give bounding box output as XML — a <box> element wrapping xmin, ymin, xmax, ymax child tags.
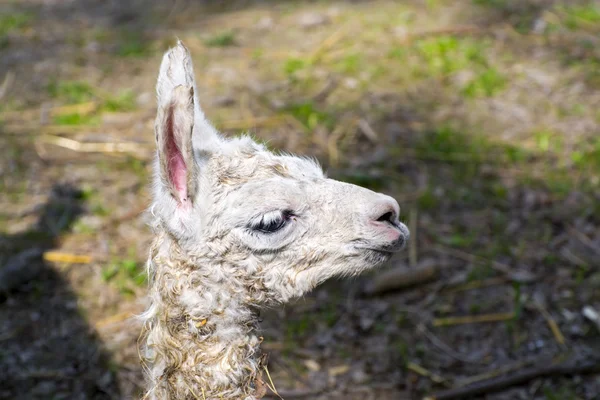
<box><xmin>364</xmin><ymin>264</ymin><xmax>438</xmax><ymax>295</ymax></box>
<box><xmin>263</xmin><ymin>365</ymin><xmax>282</xmax><ymax>400</ymax></box>
<box><xmin>433</xmin><ymin>312</ymin><xmax>514</xmax><ymax>327</ymax></box>
<box><xmin>427</xmin><ymin>356</ymin><xmax>600</xmax><ymax>400</ymax></box>
<box><xmin>356</xmin><ymin>118</ymin><xmax>378</xmax><ymax>143</ymax></box>
<box><xmin>38</xmin><ymin>135</ymin><xmax>151</xmax><ymax>155</ymax></box>
<box><xmin>406</xmin><ymin>362</ymin><xmax>451</xmax><ymax>386</ymax></box>
<box><xmin>43</xmin><ymin>251</ymin><xmax>92</xmax><ymax>264</ymax></box>
<box><xmin>456</xmin><ymin>360</ymin><xmax>531</xmax><ymax>387</ymax></box>
<box><xmin>312</xmin><ymin>77</ymin><xmax>338</xmax><ymax>102</ymax></box>
<box><xmin>534</xmin><ymin>302</ymin><xmax>566</xmax><ymax>348</ymax></box>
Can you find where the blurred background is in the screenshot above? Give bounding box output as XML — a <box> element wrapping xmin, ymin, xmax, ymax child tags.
<box><xmin>1</xmin><ymin>0</ymin><xmax>599</xmax><ymax>399</ymax></box>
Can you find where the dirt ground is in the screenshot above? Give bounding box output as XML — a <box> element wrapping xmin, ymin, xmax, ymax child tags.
<box><xmin>1</xmin><ymin>0</ymin><xmax>599</xmax><ymax>399</ymax></box>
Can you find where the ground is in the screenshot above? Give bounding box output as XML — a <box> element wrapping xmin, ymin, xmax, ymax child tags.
<box><xmin>1</xmin><ymin>0</ymin><xmax>599</xmax><ymax>399</ymax></box>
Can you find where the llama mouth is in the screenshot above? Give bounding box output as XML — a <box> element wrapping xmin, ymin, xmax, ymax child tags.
<box><xmin>361</xmin><ymin>249</ymin><xmax>394</xmax><ymax>264</ymax></box>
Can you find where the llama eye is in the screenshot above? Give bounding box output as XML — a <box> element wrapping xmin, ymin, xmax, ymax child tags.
<box><xmin>250</xmin><ymin>210</ymin><xmax>293</xmax><ymax>234</ymax></box>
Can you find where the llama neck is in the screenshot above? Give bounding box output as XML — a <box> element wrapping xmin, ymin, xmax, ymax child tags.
<box><xmin>142</xmin><ymin>236</ymin><xmax>266</xmax><ymax>400</ymax></box>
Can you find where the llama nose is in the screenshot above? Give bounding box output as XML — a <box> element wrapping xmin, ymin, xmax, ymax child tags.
<box><xmin>369</xmin><ymin>196</ymin><xmax>400</xmax><ymax>226</ymax></box>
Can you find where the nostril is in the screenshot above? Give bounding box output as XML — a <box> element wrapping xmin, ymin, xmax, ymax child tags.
<box><xmin>376</xmin><ymin>211</ymin><xmax>394</xmax><ymax>223</ymax></box>
<box><xmin>369</xmin><ymin>197</ymin><xmax>400</xmax><ymax>226</ymax></box>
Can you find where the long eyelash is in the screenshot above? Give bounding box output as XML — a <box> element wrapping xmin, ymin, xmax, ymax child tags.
<box><xmin>249</xmin><ymin>211</ymin><xmax>283</xmax><ymax>230</ymax></box>
<box><xmin>247</xmin><ymin>210</ymin><xmax>294</xmax><ymax>233</ymax></box>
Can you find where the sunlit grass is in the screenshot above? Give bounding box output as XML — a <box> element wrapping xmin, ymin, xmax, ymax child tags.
<box><xmin>47</xmin><ymin>80</ymin><xmax>137</xmax><ymax>125</ymax></box>
<box><xmin>204</xmin><ymin>31</ymin><xmax>237</xmax><ymax>47</ymax></box>
<box><xmin>0</xmin><ymin>12</ymin><xmax>31</xmax><ymax>47</ymax></box>
<box><xmin>561</xmin><ymin>3</ymin><xmax>600</xmax><ymax>30</ymax></box>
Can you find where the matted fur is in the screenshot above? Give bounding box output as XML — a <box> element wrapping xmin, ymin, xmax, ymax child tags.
<box><xmin>140</xmin><ymin>42</ymin><xmax>409</xmax><ymax>399</ymax></box>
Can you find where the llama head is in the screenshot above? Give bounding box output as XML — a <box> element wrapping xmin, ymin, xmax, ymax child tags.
<box><xmin>152</xmin><ymin>42</ymin><xmax>409</xmax><ymax>302</ymax></box>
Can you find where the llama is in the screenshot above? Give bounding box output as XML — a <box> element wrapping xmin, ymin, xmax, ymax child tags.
<box><xmin>140</xmin><ymin>42</ymin><xmax>409</xmax><ymax>400</ymax></box>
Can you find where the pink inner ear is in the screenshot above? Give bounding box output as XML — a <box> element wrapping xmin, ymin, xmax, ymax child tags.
<box><xmin>165</xmin><ymin>113</ymin><xmax>188</xmax><ymax>203</ymax></box>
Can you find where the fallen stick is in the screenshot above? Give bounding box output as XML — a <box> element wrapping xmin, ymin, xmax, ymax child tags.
<box><xmin>357</xmin><ymin>118</ymin><xmax>379</xmax><ymax>143</ymax></box>
<box><xmin>433</xmin><ymin>312</ymin><xmax>514</xmax><ymax>327</ymax></box>
<box><xmin>427</xmin><ymin>356</ymin><xmax>600</xmax><ymax>400</ymax></box>
<box><xmin>534</xmin><ymin>302</ymin><xmax>566</xmax><ymax>347</ymax></box>
<box><xmin>407</xmin><ymin>362</ymin><xmax>451</xmax><ymax>386</ymax></box>
<box><xmin>43</xmin><ymin>251</ymin><xmax>92</xmax><ymax>264</ymax></box>
<box><xmin>38</xmin><ymin>134</ymin><xmax>151</xmax><ymax>155</ymax></box>
<box><xmin>363</xmin><ymin>263</ymin><xmax>438</xmax><ymax>295</ymax></box>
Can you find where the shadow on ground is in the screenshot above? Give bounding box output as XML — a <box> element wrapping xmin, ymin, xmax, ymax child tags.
<box><xmin>0</xmin><ymin>184</ymin><xmax>120</xmax><ymax>400</ymax></box>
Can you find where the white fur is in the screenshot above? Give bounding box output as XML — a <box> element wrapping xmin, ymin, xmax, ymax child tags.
<box><xmin>141</xmin><ymin>42</ymin><xmax>409</xmax><ymax>400</ymax></box>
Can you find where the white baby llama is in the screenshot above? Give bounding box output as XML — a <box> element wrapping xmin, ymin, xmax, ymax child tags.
<box><xmin>140</xmin><ymin>42</ymin><xmax>409</xmax><ymax>400</ymax></box>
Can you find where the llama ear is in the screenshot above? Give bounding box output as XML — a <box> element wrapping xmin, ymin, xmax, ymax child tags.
<box><xmin>157</xmin><ymin>42</ymin><xmax>222</xmax><ymax>156</ymax></box>
<box><xmin>155</xmin><ymin>43</ymin><xmax>201</xmax><ymax>205</ymax></box>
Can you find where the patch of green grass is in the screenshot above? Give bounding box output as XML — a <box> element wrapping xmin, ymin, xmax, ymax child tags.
<box><xmin>387</xmin><ymin>47</ymin><xmax>406</xmax><ymax>60</ymax></box>
<box><xmin>561</xmin><ymin>3</ymin><xmax>600</xmax><ymax>30</ymax></box>
<box><xmin>417</xmin><ymin>125</ymin><xmax>486</xmax><ymax>162</ymax></box>
<box><xmin>102</xmin><ymin>257</ymin><xmax>146</xmax><ymax>295</ymax></box>
<box><xmin>336</xmin><ymin>53</ymin><xmax>363</xmax><ymax>75</ymax></box>
<box><xmin>533</xmin><ymin>130</ymin><xmax>562</xmax><ymax>152</ymax></box>
<box><xmin>47</xmin><ymin>81</ymin><xmax>136</xmax><ymax>123</ymax></box>
<box><xmin>286</xmin><ymin>101</ymin><xmax>334</xmax><ymax>130</ymax></box>
<box><xmin>414</xmin><ymin>36</ymin><xmax>488</xmax><ymax>76</ymax></box>
<box><xmin>462</xmin><ymin>67</ymin><xmax>506</xmax><ymax>97</ymax></box>
<box><xmin>573</xmin><ymin>138</ymin><xmax>600</xmax><ymax>170</ymax></box>
<box><xmin>52</xmin><ymin>113</ymin><xmax>99</xmax><ymax>126</ymax></box>
<box><xmin>283</xmin><ymin>57</ymin><xmax>308</xmax><ymax>78</ymax></box>
<box><xmin>101</xmin><ymin>91</ymin><xmax>136</xmax><ymax>112</ymax></box>
<box><xmin>73</xmin><ymin>220</ymin><xmax>96</xmax><ymax>234</ymax></box>
<box><xmin>204</xmin><ymin>31</ymin><xmax>236</xmax><ymax>47</ymax></box>
<box><xmin>47</xmin><ymin>81</ymin><xmax>95</xmax><ymax>103</ymax></box>
<box><xmin>117</xmin><ymin>32</ymin><xmax>152</xmax><ymax>57</ymax></box>
<box><xmin>0</xmin><ymin>13</ymin><xmax>31</xmax><ymax>46</ymax></box>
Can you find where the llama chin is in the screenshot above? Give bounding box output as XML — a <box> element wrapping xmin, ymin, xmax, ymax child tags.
<box><xmin>140</xmin><ymin>41</ymin><xmax>409</xmax><ymax>400</ymax></box>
